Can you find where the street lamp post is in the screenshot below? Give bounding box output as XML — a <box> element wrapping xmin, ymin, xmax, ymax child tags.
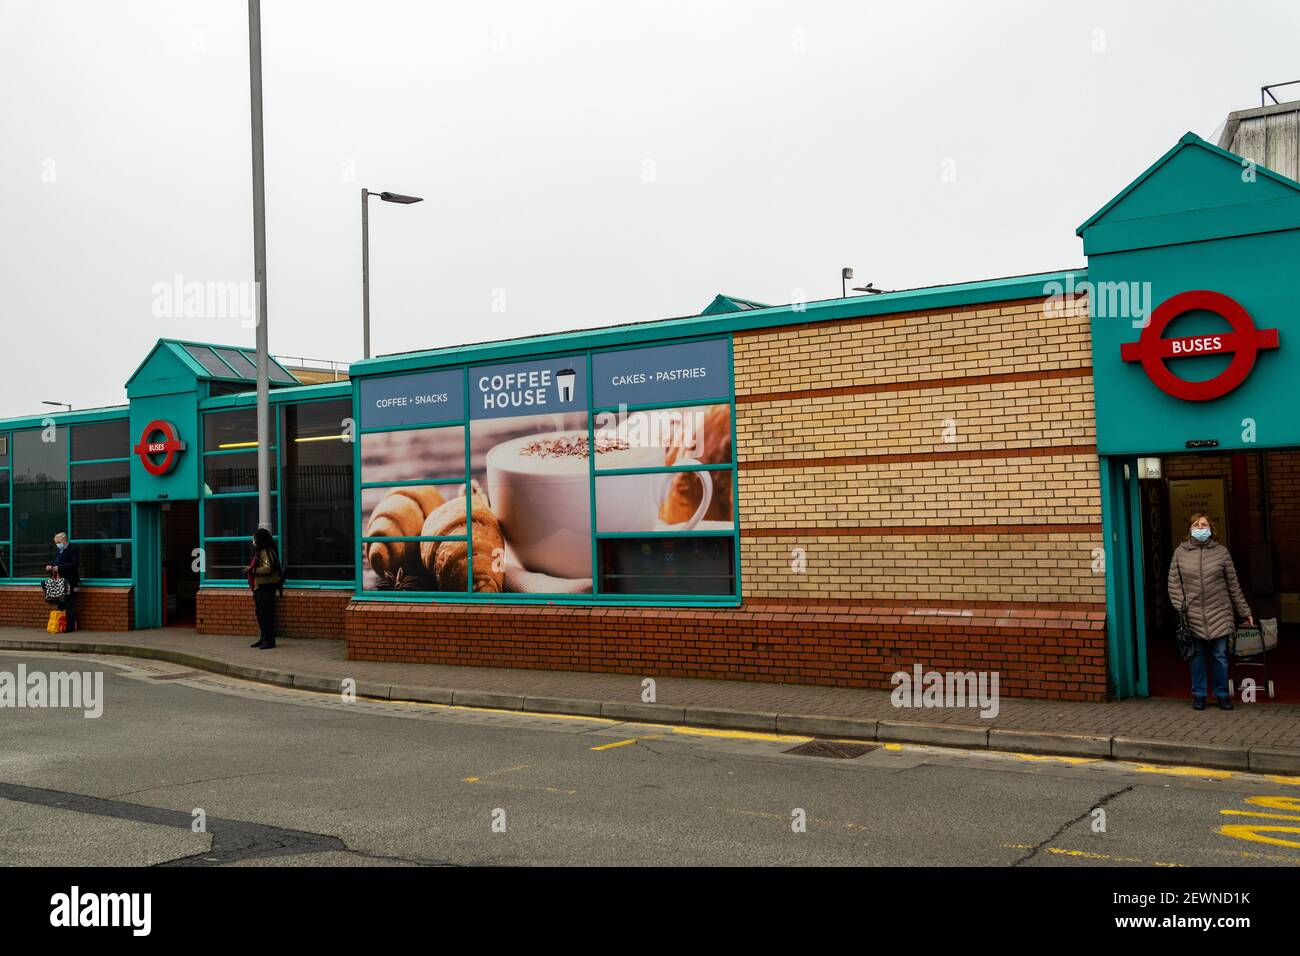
<box><xmin>248</xmin><ymin>0</ymin><xmax>272</xmax><ymax>532</ymax></box>
<box><xmin>362</xmin><ymin>188</ymin><xmax>423</xmax><ymax>359</ymax></box>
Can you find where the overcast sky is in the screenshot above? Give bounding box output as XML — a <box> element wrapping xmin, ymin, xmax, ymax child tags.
<box><xmin>1</xmin><ymin>0</ymin><xmax>1297</xmax><ymax>418</ymax></box>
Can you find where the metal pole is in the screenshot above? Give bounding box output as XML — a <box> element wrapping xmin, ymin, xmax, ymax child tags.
<box><xmin>361</xmin><ymin>188</ymin><xmax>370</xmax><ymax>359</ymax></box>
<box><xmin>248</xmin><ymin>0</ymin><xmax>271</xmax><ymax>532</ymax></box>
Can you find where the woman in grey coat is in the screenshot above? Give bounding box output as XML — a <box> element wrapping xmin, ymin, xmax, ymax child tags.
<box><xmin>1167</xmin><ymin>512</ymin><xmax>1253</xmax><ymax>710</ymax></box>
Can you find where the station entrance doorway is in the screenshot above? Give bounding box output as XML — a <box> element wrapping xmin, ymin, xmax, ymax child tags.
<box><xmin>1136</xmin><ymin>449</ymin><xmax>1299</xmax><ymax>702</ymax></box>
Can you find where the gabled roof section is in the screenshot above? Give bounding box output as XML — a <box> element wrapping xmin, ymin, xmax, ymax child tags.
<box><xmin>126</xmin><ymin>339</ymin><xmax>299</xmax><ymax>390</ymax></box>
<box><xmin>700</xmin><ymin>293</ymin><xmax>775</xmax><ymax>315</ymax></box>
<box><xmin>1077</xmin><ymin>132</ymin><xmax>1300</xmax><ymax>237</ymax></box>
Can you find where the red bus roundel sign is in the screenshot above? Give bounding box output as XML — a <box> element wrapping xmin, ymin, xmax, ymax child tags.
<box><xmin>133</xmin><ymin>420</ymin><xmax>187</xmax><ymax>476</ymax></box>
<box><xmin>1120</xmin><ymin>290</ymin><xmax>1280</xmax><ymax>402</ymax></box>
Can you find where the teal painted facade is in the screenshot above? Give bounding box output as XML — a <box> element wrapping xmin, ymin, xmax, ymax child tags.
<box><xmin>1080</xmin><ymin>133</ymin><xmax>1300</xmax><ymax>698</ymax></box>
<box><xmin>1082</xmin><ymin>134</ymin><xmax>1300</xmax><ymax>458</ymax></box>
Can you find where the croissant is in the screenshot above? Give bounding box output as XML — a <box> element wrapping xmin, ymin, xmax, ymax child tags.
<box><xmin>661</xmin><ymin>405</ymin><xmax>732</xmax><ymax>523</ymax></box>
<box><xmin>420</xmin><ymin>491</ymin><xmax>506</xmax><ymax>592</ymax></box>
<box><xmin>365</xmin><ymin>485</ymin><xmax>446</xmax><ymax>577</ymax></box>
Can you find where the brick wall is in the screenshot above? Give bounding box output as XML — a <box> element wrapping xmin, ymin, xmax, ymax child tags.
<box><xmin>196</xmin><ymin>587</ymin><xmax>350</xmax><ymax>639</ymax></box>
<box><xmin>346</xmin><ymin>602</ymin><xmax>1107</xmax><ymax>700</ymax></box>
<box><xmin>0</xmin><ymin>585</ymin><xmax>134</xmax><ymax>631</ymax></box>
<box><xmin>347</xmin><ymin>292</ymin><xmax>1110</xmax><ymax>701</ymax></box>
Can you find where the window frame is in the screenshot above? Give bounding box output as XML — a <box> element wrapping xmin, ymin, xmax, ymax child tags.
<box><xmin>199</xmin><ymin>396</ymin><xmax>356</xmax><ymax>590</ymax></box>
<box><xmin>0</xmin><ymin>420</ymin><xmax>134</xmax><ymax>585</ymax></box>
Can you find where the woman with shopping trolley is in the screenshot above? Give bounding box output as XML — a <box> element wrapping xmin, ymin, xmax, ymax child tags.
<box><xmin>1167</xmin><ymin>512</ymin><xmax>1253</xmax><ymax>710</ymax></box>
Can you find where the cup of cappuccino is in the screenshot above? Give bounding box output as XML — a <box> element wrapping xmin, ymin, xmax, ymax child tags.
<box><xmin>485</xmin><ymin>429</ymin><xmax>712</xmax><ymax>579</ymax></box>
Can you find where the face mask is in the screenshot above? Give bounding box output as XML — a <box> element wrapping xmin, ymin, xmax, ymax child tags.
<box><xmin>1191</xmin><ymin>528</ymin><xmax>1211</xmax><ymax>542</ymax></box>
<box><xmin>56</xmin><ymin>542</ymin><xmax>67</xmax><ymax>552</ymax></box>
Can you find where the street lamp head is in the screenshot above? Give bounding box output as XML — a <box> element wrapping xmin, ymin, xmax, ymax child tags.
<box><xmin>379</xmin><ymin>191</ymin><xmax>423</xmax><ymax>204</ymax></box>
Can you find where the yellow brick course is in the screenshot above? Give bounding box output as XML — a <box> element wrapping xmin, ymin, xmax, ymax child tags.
<box><xmin>738</xmin><ymin>454</ymin><xmax>1101</xmax><ymax>528</ymax></box>
<box><xmin>736</xmin><ymin>376</ymin><xmax>1095</xmax><ymax>460</ymax></box>
<box><xmin>741</xmin><ymin>533</ymin><xmax>1106</xmax><ymax>604</ymax></box>
<box><xmin>732</xmin><ymin>297</ymin><xmax>1090</xmax><ymax>396</ymax></box>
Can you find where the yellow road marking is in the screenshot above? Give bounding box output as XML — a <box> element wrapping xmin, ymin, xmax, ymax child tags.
<box><xmin>1246</xmin><ymin>795</ymin><xmax>1300</xmax><ymax>811</ymax></box>
<box><xmin>1217</xmin><ymin>824</ymin><xmax>1300</xmax><ymax>850</ymax></box>
<box><xmin>1129</xmin><ymin>763</ymin><xmax>1234</xmax><ymax>779</ymax></box>
<box><xmin>648</xmin><ymin>725</ymin><xmax>808</xmax><ymax>743</ymax></box>
<box><xmin>591</xmin><ymin>735</ymin><xmax>663</xmax><ymax>751</ymax></box>
<box><xmin>1220</xmin><ymin>809</ymin><xmax>1300</xmax><ymax>821</ymax></box>
<box><xmin>1009</xmin><ymin>753</ymin><xmax>1098</xmax><ymax>766</ymax></box>
<box><xmin>1001</xmin><ymin>843</ymin><xmax>1186</xmax><ymax>866</ymax></box>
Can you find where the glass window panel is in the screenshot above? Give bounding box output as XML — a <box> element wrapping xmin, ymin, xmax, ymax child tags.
<box><xmin>361</xmin><ymin>426</ymin><xmax>466</xmax><ymax>483</ymax></box>
<box><xmin>78</xmin><ymin>542</ymin><xmax>132</xmax><ymax>579</ymax></box>
<box><xmin>201</xmin><ymin>540</ymin><xmax>260</xmax><ymax>580</ymax></box>
<box><xmin>283</xmin><ymin>400</ymin><xmax>353</xmax><ymax>581</ymax></box>
<box><xmin>597</xmin><ymin>535</ymin><xmax>736</xmax><ymax>596</ymax></box>
<box><xmin>204</xmin><ymin>496</ymin><xmax>276</xmax><ymax>540</ymax></box>
<box><xmin>265</xmin><ymin>356</ymin><xmax>297</xmax><ymax>384</ymax></box>
<box><xmin>360</xmin><ymin>485</ymin><xmax>465</xmax><ymax>536</ymax></box>
<box><xmin>591</xmin><ymin>403</ymin><xmax>732</xmax><ymax>470</ymax></box>
<box><xmin>71</xmin><ymin>460</ymin><xmax>130</xmax><ymax>500</ymax></box>
<box><xmin>0</xmin><ymin>543</ymin><xmax>9</xmax><ymax>579</ymax></box>
<box><xmin>11</xmin><ymin>427</ymin><xmax>68</xmax><ymax>577</ymax></box>
<box><xmin>0</xmin><ymin>432</ymin><xmax>9</xmax><ymax>465</ymax></box>
<box><xmin>208</xmin><ymin>381</ymin><xmax>253</xmax><ymax>399</ymax></box>
<box><xmin>184</xmin><ymin>345</ymin><xmax>239</xmax><ymax>378</ymax></box>
<box><xmin>72</xmin><ymin>502</ymin><xmax>131</xmax><ymax>540</ymax></box>
<box><xmin>360</xmin><ymin>486</ymin><xmax>468</xmax><ymax>591</ymax></box>
<box><xmin>596</xmin><ymin>471</ymin><xmax>734</xmax><ymax>533</ymax></box>
<box><xmin>469</xmin><ymin>412</ymin><xmax>593</xmax><ymax>585</ymax></box>
<box><xmin>203</xmin><ymin>451</ymin><xmax>275</xmax><ymax>495</ymax></box>
<box><xmin>212</xmin><ymin>347</ymin><xmax>259</xmax><ymax>378</ymax></box>
<box><xmin>0</xmin><ymin>479</ymin><xmax>8</xmax><ymax>505</ymax></box>
<box><xmin>71</xmin><ymin>419</ymin><xmax>130</xmax><ymax>461</ymax></box>
<box><xmin>203</xmin><ymin>409</ymin><xmax>264</xmax><ymax>450</ymax></box>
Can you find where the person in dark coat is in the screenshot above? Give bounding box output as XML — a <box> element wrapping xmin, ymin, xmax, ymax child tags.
<box><xmin>246</xmin><ymin>528</ymin><xmax>283</xmax><ymax>649</ymax></box>
<box><xmin>45</xmin><ymin>532</ymin><xmax>81</xmax><ymax>633</ymax></box>
<box><xmin>1167</xmin><ymin>513</ymin><xmax>1253</xmax><ymax>711</ymax></box>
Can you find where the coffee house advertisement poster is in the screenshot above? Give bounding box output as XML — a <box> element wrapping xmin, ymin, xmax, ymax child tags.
<box><xmin>357</xmin><ymin>338</ymin><xmax>733</xmax><ymax>594</ymax></box>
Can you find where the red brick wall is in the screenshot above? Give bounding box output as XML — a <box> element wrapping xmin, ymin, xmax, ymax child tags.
<box><xmin>345</xmin><ymin>601</ymin><xmax>1108</xmax><ymax>701</ymax></box>
<box><xmin>196</xmin><ymin>587</ymin><xmax>350</xmax><ymax>639</ymax></box>
<box><xmin>0</xmin><ymin>585</ymin><xmax>134</xmax><ymax>631</ymax></box>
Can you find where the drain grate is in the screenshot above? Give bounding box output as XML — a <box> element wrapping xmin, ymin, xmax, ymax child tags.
<box><xmin>784</xmin><ymin>739</ymin><xmax>877</xmax><ymax>759</ymax></box>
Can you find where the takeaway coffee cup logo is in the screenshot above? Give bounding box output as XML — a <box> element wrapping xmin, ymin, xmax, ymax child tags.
<box><xmin>133</xmin><ymin>420</ymin><xmax>187</xmax><ymax>476</ymax></box>
<box><xmin>1120</xmin><ymin>290</ymin><xmax>1280</xmax><ymax>401</ymax></box>
<box><xmin>556</xmin><ymin>368</ymin><xmax>576</xmax><ymax>403</ymax></box>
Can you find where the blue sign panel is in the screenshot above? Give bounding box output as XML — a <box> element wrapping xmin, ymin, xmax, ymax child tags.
<box><xmin>359</xmin><ymin>369</ymin><xmax>464</xmax><ymax>429</ymax></box>
<box><xmin>469</xmin><ymin>355</ymin><xmax>586</xmax><ymax>420</ymax></box>
<box><xmin>591</xmin><ymin>337</ymin><xmax>730</xmax><ymax>408</ymax></box>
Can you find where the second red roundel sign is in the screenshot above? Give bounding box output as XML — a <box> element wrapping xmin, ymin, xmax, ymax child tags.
<box><xmin>133</xmin><ymin>420</ymin><xmax>187</xmax><ymax>476</ymax></box>
<box><xmin>1120</xmin><ymin>290</ymin><xmax>1280</xmax><ymax>402</ymax></box>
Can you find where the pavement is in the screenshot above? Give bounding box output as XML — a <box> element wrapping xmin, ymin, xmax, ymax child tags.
<box><xmin>4</xmin><ymin>626</ymin><xmax>1299</xmax><ymax>774</ymax></box>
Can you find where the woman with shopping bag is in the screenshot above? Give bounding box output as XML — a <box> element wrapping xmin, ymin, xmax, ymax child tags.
<box><xmin>1167</xmin><ymin>513</ymin><xmax>1253</xmax><ymax>711</ymax></box>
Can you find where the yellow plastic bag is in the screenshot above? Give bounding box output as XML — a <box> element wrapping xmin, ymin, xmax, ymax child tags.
<box><xmin>46</xmin><ymin>611</ymin><xmax>67</xmax><ymax>634</ymax></box>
